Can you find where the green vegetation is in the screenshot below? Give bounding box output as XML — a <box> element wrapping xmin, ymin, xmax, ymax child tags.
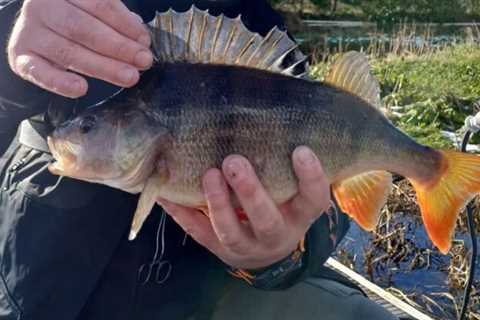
<box><xmin>290</xmin><ymin>3</ymin><xmax>480</xmax><ymax>315</ymax></box>
<box><xmin>310</xmin><ymin>44</ymin><xmax>480</xmax><ymax>148</ymax></box>
<box><xmin>311</xmin><ymin>44</ymin><xmax>480</xmax><ymax>319</ymax></box>
<box><xmin>358</xmin><ymin>0</ymin><xmax>480</xmax><ymax>24</ymax></box>
<box><xmin>271</xmin><ymin>0</ymin><xmax>480</xmax><ymax>23</ymax></box>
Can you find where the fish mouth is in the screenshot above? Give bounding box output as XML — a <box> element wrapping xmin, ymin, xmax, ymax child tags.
<box><xmin>47</xmin><ymin>136</ymin><xmax>79</xmax><ymax>175</ymax></box>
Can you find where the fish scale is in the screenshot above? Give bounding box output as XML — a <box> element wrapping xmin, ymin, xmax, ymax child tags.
<box><xmin>47</xmin><ymin>6</ymin><xmax>480</xmax><ymax>254</ymax></box>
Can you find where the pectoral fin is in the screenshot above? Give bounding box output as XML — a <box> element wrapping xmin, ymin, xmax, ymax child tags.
<box><xmin>129</xmin><ymin>174</ymin><xmax>162</xmax><ymax>241</ymax></box>
<box><xmin>332</xmin><ymin>171</ymin><xmax>392</xmax><ymax>231</ymax></box>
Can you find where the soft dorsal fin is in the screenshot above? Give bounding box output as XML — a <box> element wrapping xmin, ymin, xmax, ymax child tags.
<box><xmin>324</xmin><ymin>51</ymin><xmax>382</xmax><ymax>110</ymax></box>
<box><xmin>148</xmin><ymin>6</ymin><xmax>308</xmax><ymax>78</ymax></box>
<box><xmin>332</xmin><ymin>171</ymin><xmax>392</xmax><ymax>231</ymax></box>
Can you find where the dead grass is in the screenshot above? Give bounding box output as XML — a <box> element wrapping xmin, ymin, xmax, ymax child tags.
<box><xmin>338</xmin><ymin>179</ymin><xmax>480</xmax><ymax>319</ymax></box>
<box><xmin>308</xmin><ymin>22</ymin><xmax>480</xmax><ymax>65</ymax></box>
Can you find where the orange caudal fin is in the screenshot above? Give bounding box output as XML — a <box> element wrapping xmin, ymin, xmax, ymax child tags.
<box><xmin>333</xmin><ymin>171</ymin><xmax>393</xmax><ymax>231</ymax></box>
<box><xmin>409</xmin><ymin>150</ymin><xmax>480</xmax><ymax>254</ymax></box>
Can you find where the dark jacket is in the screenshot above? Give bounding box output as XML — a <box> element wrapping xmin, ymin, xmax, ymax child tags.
<box><xmin>0</xmin><ymin>1</ymin><xmax>350</xmax><ymax>319</ymax></box>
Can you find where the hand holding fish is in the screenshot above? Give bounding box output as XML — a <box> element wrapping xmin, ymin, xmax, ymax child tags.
<box><xmin>47</xmin><ymin>7</ymin><xmax>480</xmax><ymax>261</ymax></box>
<box><xmin>7</xmin><ymin>0</ymin><xmax>153</xmax><ymax>98</ymax></box>
<box><xmin>157</xmin><ymin>147</ymin><xmax>330</xmax><ymax>270</ymax></box>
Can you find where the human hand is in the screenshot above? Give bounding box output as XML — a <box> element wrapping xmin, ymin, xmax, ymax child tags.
<box><xmin>157</xmin><ymin>146</ymin><xmax>330</xmax><ymax>270</ymax></box>
<box><xmin>7</xmin><ymin>0</ymin><xmax>153</xmax><ymax>98</ymax></box>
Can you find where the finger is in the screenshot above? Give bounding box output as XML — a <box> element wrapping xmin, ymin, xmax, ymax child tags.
<box><xmin>13</xmin><ymin>53</ymin><xmax>88</xmax><ymax>98</ymax></box>
<box><xmin>66</xmin><ymin>0</ymin><xmax>151</xmax><ymax>47</ymax></box>
<box><xmin>222</xmin><ymin>155</ymin><xmax>286</xmax><ymax>244</ymax></box>
<box><xmin>203</xmin><ymin>169</ymin><xmax>253</xmax><ymax>254</ymax></box>
<box><xmin>41</xmin><ymin>2</ymin><xmax>153</xmax><ymax>69</ymax></box>
<box><xmin>32</xmin><ymin>30</ymin><xmax>139</xmax><ymax>87</ymax></box>
<box><xmin>158</xmin><ymin>199</ymin><xmax>224</xmax><ymax>255</ymax></box>
<box><xmin>287</xmin><ymin>146</ymin><xmax>331</xmax><ymax>228</ymax></box>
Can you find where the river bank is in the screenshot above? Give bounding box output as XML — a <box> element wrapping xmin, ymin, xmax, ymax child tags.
<box><xmin>310</xmin><ymin>43</ymin><xmax>480</xmax><ymax>319</ymax></box>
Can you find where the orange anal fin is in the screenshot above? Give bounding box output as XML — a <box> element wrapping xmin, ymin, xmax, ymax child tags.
<box><xmin>333</xmin><ymin>171</ymin><xmax>392</xmax><ymax>231</ymax></box>
<box><xmin>410</xmin><ymin>150</ymin><xmax>480</xmax><ymax>254</ymax></box>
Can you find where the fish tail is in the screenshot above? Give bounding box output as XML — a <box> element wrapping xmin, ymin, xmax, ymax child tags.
<box><xmin>408</xmin><ymin>150</ymin><xmax>480</xmax><ymax>254</ymax></box>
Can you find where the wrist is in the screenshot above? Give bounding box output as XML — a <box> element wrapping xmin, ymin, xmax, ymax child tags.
<box><xmin>228</xmin><ymin>240</ymin><xmax>307</xmax><ymax>290</ymax></box>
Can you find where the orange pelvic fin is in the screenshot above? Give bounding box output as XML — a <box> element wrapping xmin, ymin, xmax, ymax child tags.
<box><xmin>333</xmin><ymin>171</ymin><xmax>392</xmax><ymax>231</ymax></box>
<box><xmin>409</xmin><ymin>150</ymin><xmax>480</xmax><ymax>254</ymax></box>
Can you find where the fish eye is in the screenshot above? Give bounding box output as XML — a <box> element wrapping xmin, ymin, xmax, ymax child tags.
<box><xmin>79</xmin><ymin>115</ymin><xmax>97</xmax><ymax>134</ymax></box>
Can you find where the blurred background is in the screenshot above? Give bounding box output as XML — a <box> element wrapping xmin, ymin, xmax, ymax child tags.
<box><xmin>1</xmin><ymin>1</ymin><xmax>479</xmax><ymax>318</ymax></box>
<box><xmin>269</xmin><ymin>1</ymin><xmax>480</xmax><ymax>319</ymax></box>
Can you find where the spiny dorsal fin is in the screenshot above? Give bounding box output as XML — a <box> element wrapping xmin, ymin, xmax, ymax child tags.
<box><xmin>332</xmin><ymin>171</ymin><xmax>392</xmax><ymax>231</ymax></box>
<box><xmin>148</xmin><ymin>6</ymin><xmax>308</xmax><ymax>78</ymax></box>
<box><xmin>324</xmin><ymin>51</ymin><xmax>382</xmax><ymax>110</ymax></box>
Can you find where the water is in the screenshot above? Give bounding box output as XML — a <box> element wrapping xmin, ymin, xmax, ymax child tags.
<box><xmin>306</xmin><ymin>20</ymin><xmax>480</xmax><ymax>318</ymax></box>
<box><xmin>336</xmin><ymin>212</ymin><xmax>480</xmax><ymax>318</ymax></box>
<box><xmin>296</xmin><ymin>20</ymin><xmax>479</xmax><ymax>53</ymax></box>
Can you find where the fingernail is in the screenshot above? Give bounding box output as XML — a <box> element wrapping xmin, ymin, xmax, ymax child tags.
<box><xmin>134</xmin><ymin>50</ymin><xmax>153</xmax><ymax>69</ymax></box>
<box><xmin>138</xmin><ymin>34</ymin><xmax>151</xmax><ymax>47</ymax></box>
<box><xmin>118</xmin><ymin>68</ymin><xmax>138</xmax><ymax>85</ymax></box>
<box><xmin>203</xmin><ymin>170</ymin><xmax>223</xmax><ymax>193</ymax></box>
<box><xmin>224</xmin><ymin>157</ymin><xmax>247</xmax><ymax>180</ymax></box>
<box><xmin>70</xmin><ymin>80</ymin><xmax>86</xmax><ymax>96</ymax></box>
<box><xmin>131</xmin><ymin>12</ymin><xmax>144</xmax><ymax>24</ymax></box>
<box><xmin>295</xmin><ymin>146</ymin><xmax>317</xmax><ymax>166</ymax></box>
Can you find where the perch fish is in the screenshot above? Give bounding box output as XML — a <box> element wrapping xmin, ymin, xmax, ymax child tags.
<box><xmin>47</xmin><ymin>6</ymin><xmax>480</xmax><ymax>254</ymax></box>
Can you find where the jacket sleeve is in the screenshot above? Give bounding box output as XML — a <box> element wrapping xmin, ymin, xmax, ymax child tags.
<box><xmin>230</xmin><ymin>199</ymin><xmax>350</xmax><ymax>290</ymax></box>
<box><xmin>287</xmin><ymin>202</ymin><xmax>350</xmax><ymax>289</ymax></box>
<box><xmin>304</xmin><ymin>199</ymin><xmax>351</xmax><ymax>277</ymax></box>
<box><xmin>0</xmin><ymin>0</ymin><xmax>15</xmax><ymax>8</ymax></box>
